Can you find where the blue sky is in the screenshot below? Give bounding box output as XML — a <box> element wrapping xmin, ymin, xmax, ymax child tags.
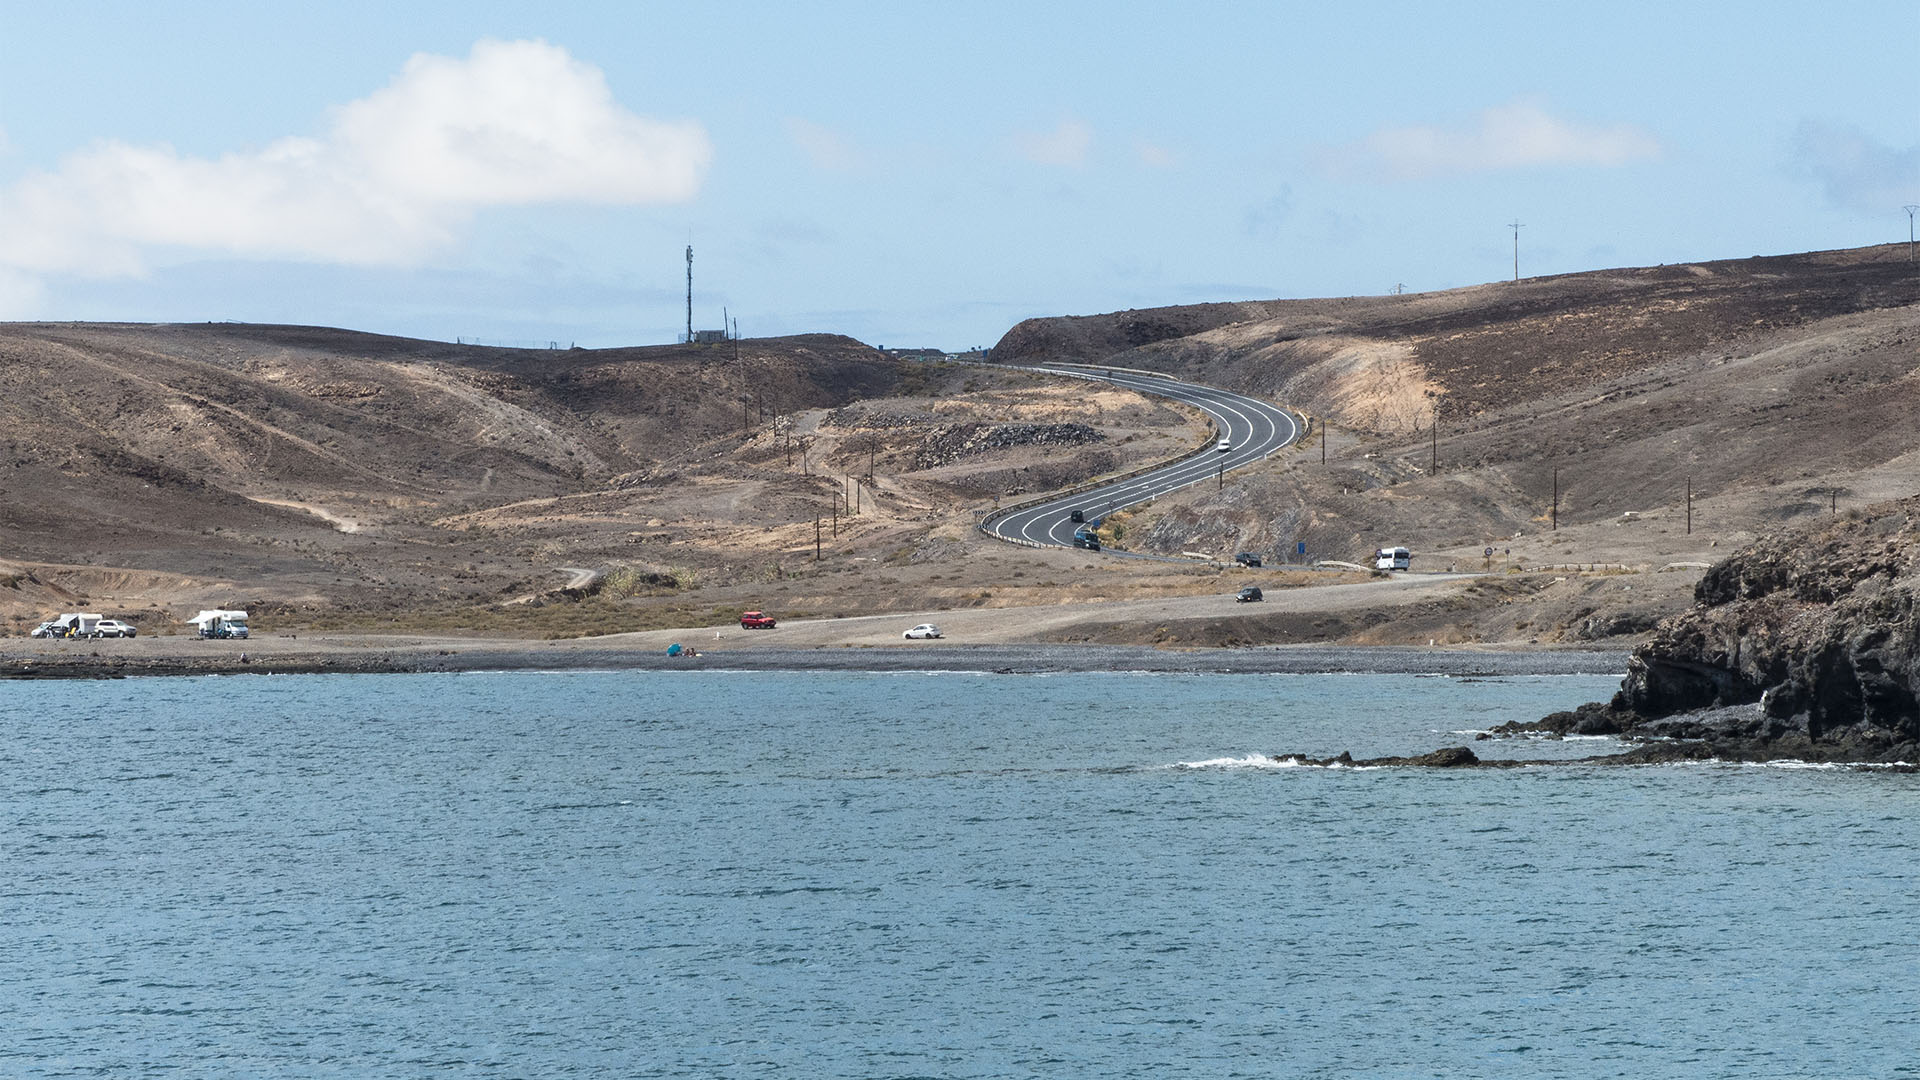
<box><xmin>0</xmin><ymin>2</ymin><xmax>1914</xmax><ymax>348</ymax></box>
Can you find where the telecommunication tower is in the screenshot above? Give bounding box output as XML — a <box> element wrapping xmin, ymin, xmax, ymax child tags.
<box><xmin>685</xmin><ymin>245</ymin><xmax>694</xmax><ymax>342</ymax></box>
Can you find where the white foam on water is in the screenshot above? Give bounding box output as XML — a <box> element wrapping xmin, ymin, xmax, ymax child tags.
<box><xmin>1172</xmin><ymin>753</ymin><xmax>1297</xmax><ymax>770</ymax></box>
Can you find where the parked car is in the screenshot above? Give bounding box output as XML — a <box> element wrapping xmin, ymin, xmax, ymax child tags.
<box><xmin>739</xmin><ymin>611</ymin><xmax>777</xmax><ymax>629</ymax></box>
<box><xmin>903</xmin><ymin>623</ymin><xmax>943</xmax><ymax>640</ymax></box>
<box><xmin>29</xmin><ymin>621</ymin><xmax>58</xmax><ymax>638</ymax></box>
<box><xmin>1234</xmin><ymin>552</ymin><xmax>1262</xmax><ymax>567</ymax></box>
<box><xmin>1236</xmin><ymin>586</ymin><xmax>1264</xmax><ymax>603</ymax></box>
<box><xmin>93</xmin><ymin>619</ymin><xmax>137</xmax><ymax>638</ymax></box>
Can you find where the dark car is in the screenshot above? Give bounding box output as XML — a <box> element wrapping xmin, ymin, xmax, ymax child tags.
<box><xmin>1235</xmin><ymin>586</ymin><xmax>1263</xmax><ymax>603</ymax></box>
<box><xmin>1069</xmin><ymin>509</ymin><xmax>1085</xmax><ymax>523</ymax></box>
<box><xmin>1234</xmin><ymin>552</ymin><xmax>1262</xmax><ymax>567</ymax></box>
<box><xmin>1072</xmin><ymin>528</ymin><xmax>1101</xmax><ymax>551</ymax></box>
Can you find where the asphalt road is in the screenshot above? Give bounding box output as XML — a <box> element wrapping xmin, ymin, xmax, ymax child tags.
<box><xmin>985</xmin><ymin>366</ymin><xmax>1301</xmax><ymax>550</ymax></box>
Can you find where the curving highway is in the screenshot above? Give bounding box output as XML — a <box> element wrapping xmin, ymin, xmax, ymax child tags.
<box><xmin>984</xmin><ymin>366</ymin><xmax>1301</xmax><ymax>551</ymax></box>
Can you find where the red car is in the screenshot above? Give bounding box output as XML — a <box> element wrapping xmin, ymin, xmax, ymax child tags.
<box><xmin>739</xmin><ymin>611</ymin><xmax>777</xmax><ymax>629</ymax></box>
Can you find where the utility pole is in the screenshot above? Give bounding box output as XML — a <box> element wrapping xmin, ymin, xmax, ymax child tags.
<box><xmin>1320</xmin><ymin>422</ymin><xmax>1326</xmax><ymax>464</ymax></box>
<box><xmin>1509</xmin><ymin>220</ymin><xmax>1523</xmax><ymax>282</ymax></box>
<box><xmin>1552</xmin><ymin>467</ymin><xmax>1559</xmax><ymax>531</ymax></box>
<box><xmin>1906</xmin><ymin>206</ymin><xmax>1919</xmax><ymax>263</ymax></box>
<box><xmin>1686</xmin><ymin>475</ymin><xmax>1692</xmax><ymax>535</ymax></box>
<box><xmin>815</xmin><ymin>516</ymin><xmax>821</xmax><ymax>560</ymax></box>
<box><xmin>1430</xmin><ymin>402</ymin><xmax>1438</xmax><ymax>473</ymax></box>
<box><xmin>684</xmin><ymin>245</ymin><xmax>693</xmax><ymax>343</ymax></box>
<box><xmin>1217</xmin><ymin>461</ymin><xmax>1224</xmax><ymax>490</ymax></box>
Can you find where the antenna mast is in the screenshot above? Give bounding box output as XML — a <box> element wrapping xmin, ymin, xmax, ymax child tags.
<box><xmin>685</xmin><ymin>245</ymin><xmax>694</xmax><ymax>342</ymax></box>
<box><xmin>1509</xmin><ymin>220</ymin><xmax>1523</xmax><ymax>282</ymax></box>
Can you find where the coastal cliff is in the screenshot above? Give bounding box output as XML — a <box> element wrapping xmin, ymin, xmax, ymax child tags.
<box><xmin>1529</xmin><ymin>496</ymin><xmax>1920</xmax><ymax>762</ymax></box>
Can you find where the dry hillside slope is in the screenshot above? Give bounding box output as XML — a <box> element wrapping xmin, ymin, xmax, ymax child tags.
<box><xmin>991</xmin><ymin>245</ymin><xmax>1920</xmax><ymax>588</ymax></box>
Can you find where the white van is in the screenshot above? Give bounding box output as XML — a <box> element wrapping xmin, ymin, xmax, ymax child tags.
<box><xmin>1374</xmin><ymin>546</ymin><xmax>1411</xmax><ymax>571</ymax></box>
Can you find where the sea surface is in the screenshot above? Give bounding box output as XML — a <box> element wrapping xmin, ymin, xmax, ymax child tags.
<box><xmin>1</xmin><ymin>669</ymin><xmax>1916</xmax><ymax>1078</ymax></box>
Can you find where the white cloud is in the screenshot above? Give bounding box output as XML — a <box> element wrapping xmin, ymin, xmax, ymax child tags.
<box><xmin>1016</xmin><ymin>119</ymin><xmax>1093</xmax><ymax>167</ymax></box>
<box><xmin>786</xmin><ymin>118</ymin><xmax>866</xmax><ymax>172</ymax></box>
<box><xmin>0</xmin><ymin>39</ymin><xmax>712</xmax><ymax>280</ymax></box>
<box><xmin>1318</xmin><ymin>99</ymin><xmax>1659</xmax><ymax>181</ymax></box>
<box><xmin>1790</xmin><ymin>120</ymin><xmax>1920</xmax><ymax>214</ymax></box>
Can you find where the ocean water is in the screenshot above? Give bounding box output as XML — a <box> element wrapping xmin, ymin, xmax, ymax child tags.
<box><xmin>1</xmin><ymin>669</ymin><xmax>1916</xmax><ymax>1078</ymax></box>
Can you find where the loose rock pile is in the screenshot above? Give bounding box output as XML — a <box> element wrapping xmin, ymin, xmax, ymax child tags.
<box><xmin>913</xmin><ymin>423</ymin><xmax>1104</xmax><ymax>469</ymax></box>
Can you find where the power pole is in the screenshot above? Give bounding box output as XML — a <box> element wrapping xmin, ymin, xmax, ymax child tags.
<box><xmin>1906</xmin><ymin>206</ymin><xmax>1919</xmax><ymax>263</ymax></box>
<box><xmin>1320</xmin><ymin>422</ymin><xmax>1326</xmax><ymax>464</ymax></box>
<box><xmin>1552</xmin><ymin>466</ymin><xmax>1559</xmax><ymax>531</ymax></box>
<box><xmin>1509</xmin><ymin>220</ymin><xmax>1523</xmax><ymax>282</ymax></box>
<box><xmin>1430</xmin><ymin>402</ymin><xmax>1438</xmax><ymax>473</ymax></box>
<box><xmin>684</xmin><ymin>245</ymin><xmax>693</xmax><ymax>342</ymax></box>
<box><xmin>1686</xmin><ymin>474</ymin><xmax>1692</xmax><ymax>535</ymax></box>
<box><xmin>815</xmin><ymin>516</ymin><xmax>821</xmax><ymax>560</ymax></box>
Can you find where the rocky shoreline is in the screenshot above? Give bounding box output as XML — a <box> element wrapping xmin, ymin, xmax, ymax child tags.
<box><xmin>1300</xmin><ymin>497</ymin><xmax>1920</xmax><ymax>768</ymax></box>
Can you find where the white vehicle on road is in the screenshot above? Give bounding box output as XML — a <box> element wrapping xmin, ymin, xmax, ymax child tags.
<box><xmin>1374</xmin><ymin>546</ymin><xmax>1412</xmax><ymax>571</ymax></box>
<box><xmin>93</xmin><ymin>619</ymin><xmax>137</xmax><ymax>638</ymax></box>
<box><xmin>1216</xmin><ymin>438</ymin><xmax>1232</xmax><ymax>452</ymax></box>
<box><xmin>902</xmin><ymin>623</ymin><xmax>943</xmax><ymax>640</ymax></box>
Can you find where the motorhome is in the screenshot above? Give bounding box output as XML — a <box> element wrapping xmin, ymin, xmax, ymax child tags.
<box><xmin>189</xmin><ymin>609</ymin><xmax>250</xmax><ymax>639</ymax></box>
<box><xmin>1374</xmin><ymin>547</ymin><xmax>1412</xmax><ymax>571</ymax></box>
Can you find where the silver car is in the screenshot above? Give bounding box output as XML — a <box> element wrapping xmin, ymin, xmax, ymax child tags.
<box><xmin>902</xmin><ymin>623</ymin><xmax>943</xmax><ymax>640</ymax></box>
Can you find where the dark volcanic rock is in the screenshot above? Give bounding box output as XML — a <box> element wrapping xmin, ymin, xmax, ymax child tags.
<box><xmin>1493</xmin><ymin>497</ymin><xmax>1920</xmax><ymax>764</ymax></box>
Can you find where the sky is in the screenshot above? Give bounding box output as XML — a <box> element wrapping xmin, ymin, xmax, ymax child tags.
<box><xmin>0</xmin><ymin>2</ymin><xmax>1914</xmax><ymax>349</ymax></box>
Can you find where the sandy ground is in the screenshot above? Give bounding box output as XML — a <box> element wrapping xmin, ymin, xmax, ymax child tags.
<box><xmin>2</xmin><ymin>573</ymin><xmax>1626</xmax><ymax>679</ymax></box>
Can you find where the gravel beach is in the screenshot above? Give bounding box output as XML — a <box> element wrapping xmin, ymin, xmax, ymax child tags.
<box><xmin>3</xmin><ymin>633</ymin><xmax>1626</xmax><ymax>680</ymax></box>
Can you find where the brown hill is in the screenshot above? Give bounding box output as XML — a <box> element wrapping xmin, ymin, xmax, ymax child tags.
<box><xmin>0</xmin><ymin>323</ymin><xmax>1207</xmax><ymax>632</ymax></box>
<box><xmin>5</xmin><ymin>243</ymin><xmax>1917</xmax><ymax>647</ymax></box>
<box><xmin>990</xmin><ymin>245</ymin><xmax>1920</xmax><ymax>582</ymax></box>
<box><xmin>0</xmin><ymin>325</ymin><xmax>909</xmax><ymax>619</ymax></box>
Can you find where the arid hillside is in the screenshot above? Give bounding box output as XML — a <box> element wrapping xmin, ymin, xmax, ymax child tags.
<box><xmin>991</xmin><ymin>245</ymin><xmax>1920</xmax><ymax>583</ymax></box>
<box><xmin>0</xmin><ymin>323</ymin><xmax>1207</xmax><ymax>632</ymax></box>
<box><xmin>5</xmin><ymin>243</ymin><xmax>1918</xmax><ymax>648</ymax></box>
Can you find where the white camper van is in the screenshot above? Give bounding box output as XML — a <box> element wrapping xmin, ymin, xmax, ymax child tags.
<box><xmin>1373</xmin><ymin>546</ymin><xmax>1412</xmax><ymax>571</ymax></box>
<box><xmin>189</xmin><ymin>610</ymin><xmax>250</xmax><ymax>639</ymax></box>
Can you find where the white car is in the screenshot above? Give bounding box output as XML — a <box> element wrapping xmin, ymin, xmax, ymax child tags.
<box><xmin>903</xmin><ymin>623</ymin><xmax>943</xmax><ymax>640</ymax></box>
<box><xmin>28</xmin><ymin>621</ymin><xmax>58</xmax><ymax>638</ymax></box>
<box><xmin>1216</xmin><ymin>438</ymin><xmax>1232</xmax><ymax>452</ymax></box>
<box><xmin>93</xmin><ymin>619</ymin><xmax>137</xmax><ymax>638</ymax></box>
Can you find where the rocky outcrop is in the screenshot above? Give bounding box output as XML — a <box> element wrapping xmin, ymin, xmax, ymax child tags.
<box><xmin>1513</xmin><ymin>497</ymin><xmax>1920</xmax><ymax>762</ymax></box>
